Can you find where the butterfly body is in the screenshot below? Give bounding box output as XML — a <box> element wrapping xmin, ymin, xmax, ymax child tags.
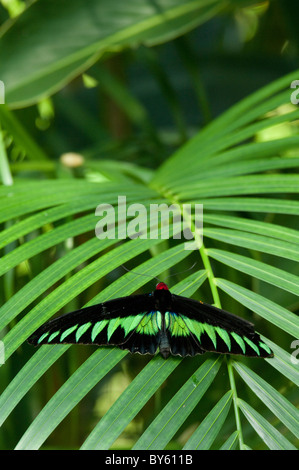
<box><xmin>28</xmin><ymin>282</ymin><xmax>273</xmax><ymax>359</ymax></box>
<box><xmin>151</xmin><ymin>283</ymin><xmax>173</xmax><ymax>358</ymax></box>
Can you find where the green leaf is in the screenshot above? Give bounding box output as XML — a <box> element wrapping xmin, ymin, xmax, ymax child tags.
<box><xmin>237</xmin><ymin>399</ymin><xmax>296</xmax><ymax>450</ymax></box>
<box><xmin>0</xmin><ymin>237</ymin><xmax>115</xmax><ymax>332</ymax></box>
<box><xmin>204</xmin><ymin>227</ymin><xmax>299</xmax><ymax>262</ymax></box>
<box><xmin>200</xmin><ymin>197</ymin><xmax>299</xmax><ymax>216</ymax></box>
<box><xmin>208</xmin><ymin>249</ymin><xmax>299</xmax><ymax>298</ymax></box>
<box><xmin>0</xmin><ymin>191</ymin><xmax>163</xmax><ymax>248</ymax></box>
<box><xmin>220</xmin><ymin>431</ymin><xmax>239</xmax><ymax>450</ymax></box>
<box><xmin>151</xmin><ymin>69</ymin><xmax>299</xmax><ymax>187</ymax></box>
<box><xmin>0</xmin><ymin>0</ymin><xmax>227</xmax><ymax>108</ymax></box>
<box><xmin>0</xmin><ymin>179</ymin><xmax>157</xmax><ymax>223</ymax></box>
<box><xmin>215</xmin><ymin>277</ymin><xmax>299</xmax><ymax>338</ymax></box>
<box><xmin>0</xmin><ymin>106</ymin><xmax>49</xmax><ymax>160</ymax></box>
<box><xmin>15</xmin><ymin>348</ymin><xmax>127</xmax><ymax>450</ymax></box>
<box><xmin>0</xmin><ymin>213</ymin><xmax>103</xmax><ymax>277</ymax></box>
<box><xmin>170</xmin><ymin>270</ymin><xmax>208</xmax><ymax>297</ymax></box>
<box><xmin>262</xmin><ymin>338</ymin><xmax>299</xmax><ymax>387</ymax></box>
<box><xmin>133</xmin><ymin>357</ymin><xmax>222</xmax><ymax>450</ymax></box>
<box><xmin>194</xmin><ymin>155</ymin><xmax>299</xmax><ymax>181</ymax></box>
<box><xmin>177</xmin><ymin>174</ymin><xmax>299</xmax><ymax>199</ymax></box>
<box><xmin>0</xmin><ymin>345</ymin><xmax>69</xmax><ymax>427</ymax></box>
<box><xmin>204</xmin><ymin>214</ymin><xmax>299</xmax><ymax>246</ymax></box>
<box><xmin>81</xmin><ymin>356</ymin><xmax>181</xmax><ymax>450</ymax></box>
<box><xmin>0</xmin><ymin>195</ymin><xmax>162</xmax><ymax>276</ymax></box>
<box><xmin>183</xmin><ymin>390</ymin><xmax>232</xmax><ymax>450</ymax></box>
<box><xmin>233</xmin><ymin>362</ymin><xmax>299</xmax><ymax>439</ymax></box>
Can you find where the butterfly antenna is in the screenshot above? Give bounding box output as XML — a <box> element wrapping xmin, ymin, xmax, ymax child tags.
<box><xmin>120</xmin><ymin>264</ymin><xmax>160</xmax><ymax>283</ymax></box>
<box><xmin>166</xmin><ymin>261</ymin><xmax>198</xmax><ymax>278</ymax></box>
<box><xmin>121</xmin><ymin>261</ymin><xmax>197</xmax><ymax>282</ymax></box>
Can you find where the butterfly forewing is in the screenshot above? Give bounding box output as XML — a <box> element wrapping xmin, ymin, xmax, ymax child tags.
<box><xmin>28</xmin><ymin>294</ymin><xmax>156</xmax><ymax>351</ymax></box>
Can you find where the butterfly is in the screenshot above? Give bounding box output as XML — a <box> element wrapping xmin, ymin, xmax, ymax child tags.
<box><xmin>28</xmin><ymin>282</ymin><xmax>273</xmax><ymax>359</ymax></box>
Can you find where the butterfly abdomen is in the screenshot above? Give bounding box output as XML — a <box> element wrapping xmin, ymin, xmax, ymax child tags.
<box><xmin>158</xmin><ymin>331</ymin><xmax>171</xmax><ymax>359</ymax></box>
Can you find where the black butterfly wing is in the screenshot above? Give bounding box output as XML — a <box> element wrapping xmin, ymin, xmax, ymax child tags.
<box><xmin>28</xmin><ymin>294</ymin><xmax>159</xmax><ymax>355</ymax></box>
<box><xmin>167</xmin><ymin>294</ymin><xmax>273</xmax><ymax>358</ymax></box>
<box><xmin>28</xmin><ymin>289</ymin><xmax>273</xmax><ymax>359</ymax></box>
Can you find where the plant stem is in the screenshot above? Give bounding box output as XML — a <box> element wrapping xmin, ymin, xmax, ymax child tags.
<box><xmin>176</xmin><ymin>200</ymin><xmax>244</xmax><ymax>449</ymax></box>
<box><xmin>198</xmin><ymin>242</ymin><xmax>221</xmax><ymax>308</ymax></box>
<box><xmin>226</xmin><ymin>358</ymin><xmax>244</xmax><ymax>449</ymax></box>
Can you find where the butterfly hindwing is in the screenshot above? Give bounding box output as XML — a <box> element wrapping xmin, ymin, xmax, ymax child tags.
<box><xmin>169</xmin><ymin>295</ymin><xmax>273</xmax><ymax>358</ymax></box>
<box><xmin>161</xmin><ymin>311</ymin><xmax>205</xmax><ymax>357</ymax></box>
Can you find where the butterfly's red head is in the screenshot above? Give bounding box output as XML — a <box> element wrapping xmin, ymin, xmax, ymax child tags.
<box><xmin>156</xmin><ymin>282</ymin><xmax>169</xmax><ymax>291</ymax></box>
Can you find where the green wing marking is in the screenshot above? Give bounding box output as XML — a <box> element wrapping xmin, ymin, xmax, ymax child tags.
<box><xmin>215</xmin><ymin>326</ymin><xmax>231</xmax><ymax>351</ymax></box>
<box><xmin>135</xmin><ymin>312</ymin><xmax>159</xmax><ymax>336</ymax></box>
<box><xmin>60</xmin><ymin>324</ymin><xmax>78</xmax><ymax>342</ymax></box>
<box><xmin>76</xmin><ymin>322</ymin><xmax>92</xmax><ymax>342</ymax></box>
<box><xmin>91</xmin><ymin>320</ymin><xmax>108</xmax><ymax>342</ymax></box>
<box><xmin>259</xmin><ymin>341</ymin><xmax>272</xmax><ymax>355</ymax></box>
<box><xmin>37</xmin><ymin>332</ymin><xmax>50</xmax><ymax>344</ymax></box>
<box><xmin>48</xmin><ymin>331</ymin><xmax>60</xmax><ymax>343</ymax></box>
